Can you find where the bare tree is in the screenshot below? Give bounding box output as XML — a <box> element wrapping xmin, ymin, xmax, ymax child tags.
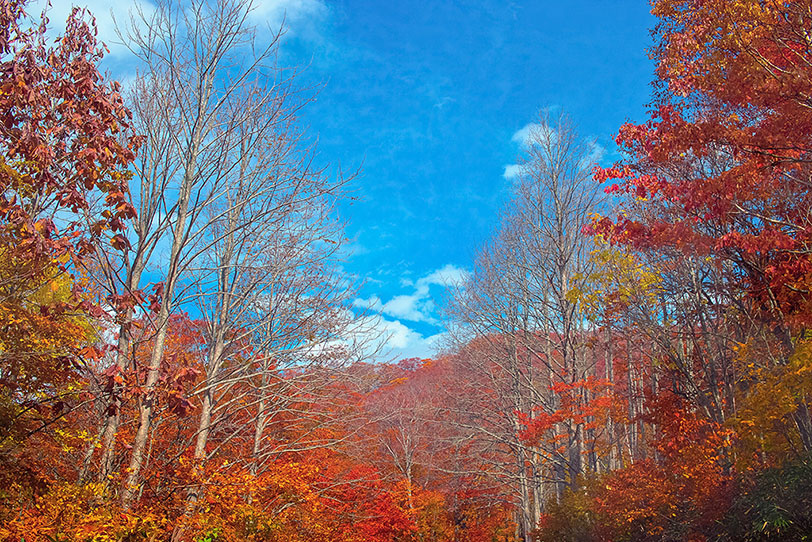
<box><xmin>178</xmin><ymin>100</ymin><xmax>359</xmax><ymax>521</ymax></box>
<box><xmin>110</xmin><ymin>0</ymin><xmax>308</xmax><ymax>507</ymax></box>
<box><xmin>445</xmin><ymin>111</ymin><xmax>604</xmax><ymax>540</ymax></box>
<box><xmin>91</xmin><ymin>64</ymin><xmax>181</xmax><ymax>487</ymax></box>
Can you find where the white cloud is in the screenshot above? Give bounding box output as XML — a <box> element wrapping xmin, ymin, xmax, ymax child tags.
<box><xmin>419</xmin><ymin>263</ymin><xmax>467</xmax><ymax>287</ymax></box>
<box><xmin>350</xmin><ymin>315</ymin><xmax>446</xmax><ymax>361</ymax></box>
<box><xmin>346</xmin><ymin>264</ymin><xmax>467</xmax><ymax>361</ymax></box>
<box><xmin>511</xmin><ymin>122</ymin><xmax>539</xmax><ymax>147</ymax></box>
<box><xmin>511</xmin><ymin>122</ymin><xmax>558</xmax><ymax>149</ymax></box>
<box><xmin>353</xmin><ymin>295</ymin><xmax>382</xmax><ymax>311</ymax></box>
<box><xmin>505</xmin><ymin>121</ymin><xmax>604</xmax><ymax>179</ymax></box>
<box><xmin>502</xmin><ymin>163</ymin><xmax>523</xmax><ymax>179</ymax></box>
<box><xmin>504</xmin><ymin>123</ymin><xmax>554</xmax><ymax>180</ymax></box>
<box><xmin>30</xmin><ymin>0</ymin><xmax>155</xmax><ymax>58</ymax></box>
<box><xmin>305</xmin><ymin>311</ymin><xmax>447</xmax><ymax>364</ymax></box>
<box><xmin>377</xmin><ymin>263</ymin><xmax>466</xmax><ymax>325</ymax></box>
<box><xmin>377</xmin><ymin>318</ymin><xmax>418</xmax><ymax>349</ymax></box>
<box><xmin>393</xmin><ymin>328</ymin><xmax>447</xmax><ymax>360</ymax></box>
<box><xmin>30</xmin><ymin>0</ymin><xmax>328</xmax><ymax>63</ymax></box>
<box><xmin>381</xmin><ymin>294</ymin><xmax>433</xmax><ymax>324</ymax></box>
<box><xmin>247</xmin><ymin>0</ymin><xmax>327</xmax><ymax>36</ymax></box>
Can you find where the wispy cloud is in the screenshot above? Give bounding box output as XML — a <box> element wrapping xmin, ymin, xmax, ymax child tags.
<box><xmin>433</xmin><ymin>96</ymin><xmax>455</xmax><ymax>109</ymax></box>
<box><xmin>584</xmin><ymin>141</ymin><xmax>606</xmax><ymax>167</ymax></box>
<box><xmin>352</xmin><ymin>315</ymin><xmax>448</xmax><ymax>361</ymax></box>
<box><xmin>31</xmin><ymin>0</ymin><xmax>328</xmax><ymax>67</ymax></box>
<box><xmin>504</xmin><ymin>122</ymin><xmax>545</xmax><ymax>179</ymax></box>
<box><xmin>377</xmin><ymin>263</ymin><xmax>466</xmax><ymax>325</ymax></box>
<box><xmin>247</xmin><ymin>0</ymin><xmax>328</xmax><ymax>38</ymax></box>
<box><xmin>510</xmin><ymin>121</ymin><xmax>558</xmax><ymax>148</ymax></box>
<box><xmin>419</xmin><ymin>264</ymin><xmax>467</xmax><ymax>286</ymax></box>
<box><xmin>342</xmin><ymin>239</ymin><xmax>369</xmax><ymax>258</ymax></box>
<box><xmin>502</xmin><ymin>163</ymin><xmax>523</xmax><ymax>179</ymax></box>
<box><xmin>353</xmin><ymin>295</ymin><xmax>382</xmax><ymax>311</ymax></box>
<box><xmin>510</xmin><ymin>122</ymin><xmax>539</xmax><ymax>147</ymax></box>
<box><xmin>504</xmin><ymin>120</ymin><xmax>604</xmax><ymax>178</ymax></box>
<box><xmin>30</xmin><ymin>0</ymin><xmax>155</xmax><ymax>58</ymax></box>
<box><xmin>349</xmin><ymin>264</ymin><xmax>467</xmax><ymax>361</ymax></box>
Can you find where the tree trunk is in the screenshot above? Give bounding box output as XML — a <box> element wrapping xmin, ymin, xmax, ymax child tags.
<box><xmin>122</xmin><ymin>148</ymin><xmax>199</xmax><ymax>508</ymax></box>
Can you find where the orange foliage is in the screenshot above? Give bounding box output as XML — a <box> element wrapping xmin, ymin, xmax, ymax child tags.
<box><xmin>593</xmin><ymin>396</ymin><xmax>734</xmax><ymax>541</ymax></box>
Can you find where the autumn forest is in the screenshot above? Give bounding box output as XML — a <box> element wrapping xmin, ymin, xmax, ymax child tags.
<box><xmin>2</xmin><ymin>0</ymin><xmax>812</xmax><ymax>540</ymax></box>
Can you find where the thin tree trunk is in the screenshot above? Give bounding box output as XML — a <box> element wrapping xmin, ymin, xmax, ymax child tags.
<box><xmin>122</xmin><ymin>150</ymin><xmax>199</xmax><ymax>508</ymax></box>
<box><xmin>98</xmin><ymin>264</ymin><xmax>144</xmax><ymax>487</ymax></box>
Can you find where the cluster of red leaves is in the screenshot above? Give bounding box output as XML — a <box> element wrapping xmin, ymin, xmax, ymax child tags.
<box><xmin>592</xmin><ymin>0</ymin><xmax>812</xmax><ymax>329</ymax></box>
<box><xmin>2</xmin><ymin>349</ymin><xmax>517</xmax><ymax>542</ymax></box>
<box><xmin>541</xmin><ymin>1</ymin><xmax>812</xmax><ymax>541</ymax></box>
<box><xmin>518</xmin><ymin>376</ymin><xmax>614</xmax><ymax>444</ymax></box>
<box><xmin>592</xmin><ymin>395</ymin><xmax>734</xmax><ymax>541</ymax></box>
<box><xmin>531</xmin><ymin>393</ymin><xmax>735</xmax><ymax>542</ymax></box>
<box><xmin>0</xmin><ymin>2</ymin><xmax>520</xmax><ymax>541</ymax></box>
<box><xmin>0</xmin><ymin>0</ymin><xmax>140</xmax><ymax>427</ymax></box>
<box><xmin>0</xmin><ymin>0</ymin><xmax>138</xmax><ymax>272</ymax></box>
<box><xmin>0</xmin><ymin>1</ymin><xmax>141</xmax><ymax>497</ymax></box>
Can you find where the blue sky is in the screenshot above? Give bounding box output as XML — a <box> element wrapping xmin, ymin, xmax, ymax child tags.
<box><xmin>280</xmin><ymin>0</ymin><xmax>656</xmax><ymax>359</ymax></box>
<box><xmin>41</xmin><ymin>0</ymin><xmax>655</xmax><ymax>361</ymax></box>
